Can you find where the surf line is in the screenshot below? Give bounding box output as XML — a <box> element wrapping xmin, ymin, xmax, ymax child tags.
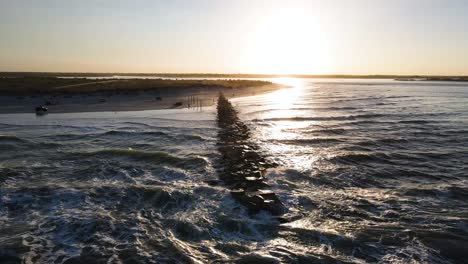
<box><xmin>216</xmin><ymin>94</ymin><xmax>285</xmax><ymax>216</ymax></box>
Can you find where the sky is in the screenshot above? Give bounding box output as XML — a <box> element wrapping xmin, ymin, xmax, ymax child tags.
<box><xmin>0</xmin><ymin>0</ymin><xmax>467</xmax><ymax>75</ymax></box>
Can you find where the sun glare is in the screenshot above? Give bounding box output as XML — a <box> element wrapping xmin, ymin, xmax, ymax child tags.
<box><xmin>272</xmin><ymin>77</ymin><xmax>304</xmax><ymax>87</ymax></box>
<box><xmin>266</xmin><ymin>79</ymin><xmax>303</xmax><ymax>110</ymax></box>
<box><xmin>245</xmin><ymin>8</ymin><xmax>331</xmax><ymax>75</ymax></box>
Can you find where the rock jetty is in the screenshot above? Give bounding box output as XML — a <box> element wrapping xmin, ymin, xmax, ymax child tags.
<box><xmin>216</xmin><ymin>94</ymin><xmax>285</xmax><ymax>216</ymax></box>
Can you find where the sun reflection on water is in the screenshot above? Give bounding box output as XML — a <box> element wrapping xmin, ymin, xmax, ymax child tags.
<box><xmin>256</xmin><ymin>78</ymin><xmax>323</xmax><ymax>170</ymax></box>
<box><xmin>272</xmin><ymin>77</ymin><xmax>305</xmax><ymax>88</ymax></box>
<box><xmin>266</xmin><ymin>78</ymin><xmax>304</xmax><ymax>110</ymax></box>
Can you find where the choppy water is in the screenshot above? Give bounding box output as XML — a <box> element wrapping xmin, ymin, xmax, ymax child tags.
<box><xmin>1</xmin><ymin>79</ymin><xmax>467</xmax><ymax>263</ymax></box>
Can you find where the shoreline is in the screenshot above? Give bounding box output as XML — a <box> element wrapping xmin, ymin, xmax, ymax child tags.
<box><xmin>0</xmin><ymin>83</ymin><xmax>285</xmax><ymax>114</ymax></box>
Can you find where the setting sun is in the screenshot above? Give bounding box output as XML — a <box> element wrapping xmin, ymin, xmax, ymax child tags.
<box><xmin>245</xmin><ymin>7</ymin><xmax>331</xmax><ymax>74</ymax></box>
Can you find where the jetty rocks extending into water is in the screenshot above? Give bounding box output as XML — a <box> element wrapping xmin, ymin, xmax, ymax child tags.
<box><xmin>216</xmin><ymin>94</ymin><xmax>286</xmax><ymax>216</ymax></box>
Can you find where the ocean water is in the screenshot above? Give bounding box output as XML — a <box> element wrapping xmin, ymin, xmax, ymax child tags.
<box><xmin>0</xmin><ymin>79</ymin><xmax>467</xmax><ymax>263</ymax></box>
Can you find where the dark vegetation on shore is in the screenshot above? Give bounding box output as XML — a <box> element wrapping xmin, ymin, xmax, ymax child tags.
<box><xmin>1</xmin><ymin>72</ymin><xmax>468</xmax><ymax>82</ymax></box>
<box><xmin>420</xmin><ymin>77</ymin><xmax>468</xmax><ymax>82</ymax></box>
<box><xmin>0</xmin><ymin>77</ymin><xmax>272</xmax><ymax>96</ymax></box>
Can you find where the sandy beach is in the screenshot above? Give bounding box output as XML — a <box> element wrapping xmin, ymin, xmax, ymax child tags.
<box><xmin>0</xmin><ymin>78</ymin><xmax>284</xmax><ymax>114</ymax></box>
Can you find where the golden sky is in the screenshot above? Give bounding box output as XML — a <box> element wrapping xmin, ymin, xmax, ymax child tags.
<box><xmin>1</xmin><ymin>0</ymin><xmax>467</xmax><ymax>75</ymax></box>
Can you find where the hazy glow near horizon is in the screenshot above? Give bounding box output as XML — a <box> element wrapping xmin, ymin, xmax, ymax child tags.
<box><xmin>1</xmin><ymin>0</ymin><xmax>468</xmax><ymax>75</ymax></box>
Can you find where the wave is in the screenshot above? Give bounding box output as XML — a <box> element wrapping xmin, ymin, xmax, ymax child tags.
<box><xmin>299</xmin><ymin>128</ymin><xmax>348</xmax><ymax>135</ymax></box>
<box><xmin>443</xmin><ymin>129</ymin><xmax>468</xmax><ymax>135</ymax></box>
<box><xmin>330</xmin><ymin>96</ymin><xmax>388</xmax><ymax>103</ymax></box>
<box><xmin>183</xmin><ymin>134</ymin><xmax>206</xmax><ymax>141</ymax></box>
<box><xmin>398</xmin><ymin>186</ymin><xmax>468</xmax><ymax>201</ymax></box>
<box><xmin>247</xmin><ymin>107</ymin><xmax>358</xmax><ymax>115</ymax></box>
<box><xmin>40</xmin><ymin>133</ymin><xmax>93</xmax><ymax>140</ymax></box>
<box><xmin>72</xmin><ymin>148</ymin><xmax>208</xmax><ymax>168</ymax></box>
<box><xmin>0</xmin><ymin>134</ymin><xmax>24</xmax><ymax>142</ymax></box>
<box><xmin>273</xmin><ymin>138</ymin><xmax>342</xmax><ymax>145</ymax></box>
<box><xmin>344</xmin><ymin>120</ymin><xmax>395</xmax><ymax>125</ymax></box>
<box><xmin>0</xmin><ymin>135</ymin><xmax>62</xmax><ymax>151</ymax></box>
<box><xmin>103</xmin><ymin>130</ymin><xmax>168</xmax><ymax>136</ymax></box>
<box><xmin>356</xmin><ymin>138</ymin><xmax>409</xmax><ymax>146</ymax></box>
<box><xmin>411</xmin><ymin>151</ymin><xmax>460</xmax><ymax>160</ymax></box>
<box><xmin>128</xmin><ymin>185</ymin><xmax>193</xmax><ymax>210</ymax></box>
<box><xmin>120</xmin><ymin>121</ymin><xmax>159</xmax><ymax>128</ymax></box>
<box><xmin>254</xmin><ymin>114</ymin><xmax>386</xmax><ymax>122</ymax></box>
<box><xmin>103</xmin><ymin>130</ymin><xmax>207</xmax><ymax>141</ymax></box>
<box><xmin>398</xmin><ymin>120</ymin><xmax>431</xmax><ymax>124</ymax></box>
<box><xmin>0</xmin><ymin>123</ymin><xmax>93</xmax><ymax>129</ymax></box>
<box><xmin>328</xmin><ymin>152</ymin><xmax>394</xmax><ymax>165</ymax></box>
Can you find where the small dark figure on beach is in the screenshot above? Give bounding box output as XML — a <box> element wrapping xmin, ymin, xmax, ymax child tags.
<box><xmin>35</xmin><ymin>106</ymin><xmax>48</xmax><ymax>115</ymax></box>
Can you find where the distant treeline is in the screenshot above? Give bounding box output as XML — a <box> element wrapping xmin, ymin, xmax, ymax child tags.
<box><xmin>1</xmin><ymin>72</ymin><xmax>468</xmax><ymax>81</ymax></box>
<box><xmin>0</xmin><ymin>77</ymin><xmax>272</xmax><ymax>96</ymax></box>
<box><xmin>422</xmin><ymin>77</ymin><xmax>468</xmax><ymax>82</ymax></box>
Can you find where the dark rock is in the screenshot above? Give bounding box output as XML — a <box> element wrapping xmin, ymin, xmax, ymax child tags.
<box><xmin>254</xmin><ymin>189</ymin><xmax>278</xmax><ymax>201</ymax></box>
<box><xmin>262</xmin><ymin>200</ymin><xmax>286</xmax><ymax>216</ymax></box>
<box><xmin>244</xmin><ymin>176</ymin><xmax>262</xmax><ymax>182</ymax></box>
<box><xmin>206</xmin><ymin>179</ymin><xmax>221</xmax><ymax>186</ymax></box>
<box><xmin>217</xmin><ymin>94</ymin><xmax>285</xmax><ymax>216</ymax></box>
<box><xmin>231</xmin><ymin>189</ymin><xmax>246</xmax><ymax>199</ymax></box>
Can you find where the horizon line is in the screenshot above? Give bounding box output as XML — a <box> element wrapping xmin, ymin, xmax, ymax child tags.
<box><xmin>1</xmin><ymin>71</ymin><xmax>468</xmax><ymax>78</ymax></box>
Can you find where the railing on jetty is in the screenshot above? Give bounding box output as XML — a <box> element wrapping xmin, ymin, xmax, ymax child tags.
<box><xmin>187</xmin><ymin>95</ymin><xmax>204</xmax><ymax>111</ymax></box>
